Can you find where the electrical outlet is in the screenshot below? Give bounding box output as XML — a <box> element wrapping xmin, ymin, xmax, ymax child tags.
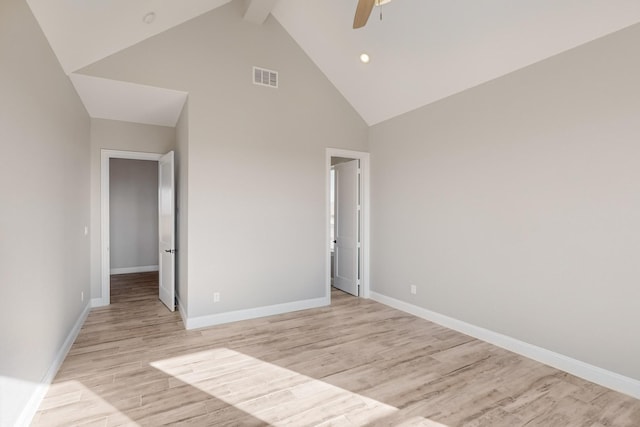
<box><xmin>410</xmin><ymin>285</ymin><xmax>417</xmax><ymax>295</ymax></box>
<box><xmin>214</xmin><ymin>292</ymin><xmax>220</xmax><ymax>303</ymax></box>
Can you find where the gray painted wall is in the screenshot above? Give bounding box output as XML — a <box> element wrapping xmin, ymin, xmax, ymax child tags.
<box><xmin>370</xmin><ymin>23</ymin><xmax>640</xmax><ymax>381</ymax></box>
<box><xmin>80</xmin><ymin>0</ymin><xmax>369</xmax><ymax>318</ymax></box>
<box><xmin>0</xmin><ymin>0</ymin><xmax>90</xmax><ymax>424</ymax></box>
<box><xmin>89</xmin><ymin>119</ymin><xmax>175</xmax><ymax>298</ymax></box>
<box><xmin>175</xmin><ymin>103</ymin><xmax>189</xmax><ymax>311</ymax></box>
<box><xmin>109</xmin><ymin>159</ymin><xmax>159</xmax><ymax>271</ymax></box>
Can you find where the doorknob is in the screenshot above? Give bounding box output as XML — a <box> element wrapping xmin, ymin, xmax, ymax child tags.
<box><xmin>333</xmin><ymin>240</ymin><xmax>337</xmax><ymax>244</ymax></box>
<box><xmin>164</xmin><ymin>249</ymin><xmax>175</xmax><ymax>253</ymax></box>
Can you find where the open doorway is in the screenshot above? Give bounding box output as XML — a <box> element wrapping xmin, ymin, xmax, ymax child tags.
<box><xmin>100</xmin><ymin>150</ymin><xmax>175</xmax><ymax>311</ymax></box>
<box><xmin>331</xmin><ymin>157</ymin><xmax>359</xmax><ymax>296</ymax></box>
<box><xmin>326</xmin><ymin>148</ymin><xmax>370</xmax><ymax>301</ymax></box>
<box><xmin>109</xmin><ymin>158</ymin><xmax>158</xmax><ymax>276</ymax></box>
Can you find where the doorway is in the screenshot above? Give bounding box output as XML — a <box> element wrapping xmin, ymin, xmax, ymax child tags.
<box><xmin>100</xmin><ymin>149</ymin><xmax>175</xmax><ymax>311</ymax></box>
<box><xmin>109</xmin><ymin>158</ymin><xmax>158</xmax><ymax>276</ymax></box>
<box><xmin>326</xmin><ymin>148</ymin><xmax>370</xmax><ymax>301</ymax></box>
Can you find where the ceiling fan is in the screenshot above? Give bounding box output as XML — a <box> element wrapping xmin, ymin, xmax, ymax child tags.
<box><xmin>353</xmin><ymin>0</ymin><xmax>393</xmax><ymax>29</ymax></box>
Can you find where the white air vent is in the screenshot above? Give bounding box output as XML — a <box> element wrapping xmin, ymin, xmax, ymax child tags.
<box><xmin>253</xmin><ymin>66</ymin><xmax>278</xmax><ymax>88</ymax></box>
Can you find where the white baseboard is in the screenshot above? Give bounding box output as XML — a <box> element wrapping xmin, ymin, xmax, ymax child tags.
<box><xmin>110</xmin><ymin>265</ymin><xmax>158</xmax><ymax>275</ymax></box>
<box><xmin>370</xmin><ymin>292</ymin><xmax>640</xmax><ymax>400</ymax></box>
<box><xmin>185</xmin><ymin>296</ymin><xmax>330</xmax><ymax>330</ymax></box>
<box><xmin>13</xmin><ymin>300</ymin><xmax>92</xmax><ymax>427</ymax></box>
<box><xmin>91</xmin><ymin>297</ymin><xmax>107</xmax><ymax>308</ymax></box>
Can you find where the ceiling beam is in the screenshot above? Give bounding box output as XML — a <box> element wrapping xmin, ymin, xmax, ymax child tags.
<box><xmin>243</xmin><ymin>0</ymin><xmax>278</xmax><ymax>25</ymax></box>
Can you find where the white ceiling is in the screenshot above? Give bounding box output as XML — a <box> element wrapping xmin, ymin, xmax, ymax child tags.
<box><xmin>27</xmin><ymin>0</ymin><xmax>640</xmax><ymax>126</ymax></box>
<box><xmin>272</xmin><ymin>0</ymin><xmax>640</xmax><ymax>125</ymax></box>
<box><xmin>69</xmin><ymin>74</ymin><xmax>187</xmax><ymax>127</ymax></box>
<box><xmin>27</xmin><ymin>0</ymin><xmax>233</xmax><ymax>74</ymax></box>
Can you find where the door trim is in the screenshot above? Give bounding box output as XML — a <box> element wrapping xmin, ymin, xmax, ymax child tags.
<box><xmin>326</xmin><ymin>148</ymin><xmax>370</xmax><ymax>300</ymax></box>
<box><xmin>99</xmin><ymin>149</ymin><xmax>162</xmax><ymax>306</ymax></box>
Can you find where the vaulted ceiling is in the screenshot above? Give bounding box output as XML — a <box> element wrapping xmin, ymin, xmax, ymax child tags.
<box><xmin>27</xmin><ymin>0</ymin><xmax>640</xmax><ymax>126</ymax></box>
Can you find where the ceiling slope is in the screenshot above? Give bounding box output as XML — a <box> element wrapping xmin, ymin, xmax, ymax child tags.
<box><xmin>25</xmin><ymin>0</ymin><xmax>640</xmax><ymax>126</ymax></box>
<box><xmin>272</xmin><ymin>0</ymin><xmax>640</xmax><ymax>125</ymax></box>
<box><xmin>244</xmin><ymin>0</ymin><xmax>279</xmax><ymax>25</ymax></box>
<box><xmin>27</xmin><ymin>0</ymin><xmax>232</xmax><ymax>74</ymax></box>
<box><xmin>70</xmin><ymin>74</ymin><xmax>187</xmax><ymax>127</ymax></box>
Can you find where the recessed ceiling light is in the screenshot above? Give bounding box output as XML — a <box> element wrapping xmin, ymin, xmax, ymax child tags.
<box><xmin>360</xmin><ymin>53</ymin><xmax>370</xmax><ymax>64</ymax></box>
<box><xmin>143</xmin><ymin>12</ymin><xmax>156</xmax><ymax>24</ymax></box>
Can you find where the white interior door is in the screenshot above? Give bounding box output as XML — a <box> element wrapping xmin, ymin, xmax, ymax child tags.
<box><xmin>334</xmin><ymin>159</ymin><xmax>359</xmax><ymax>296</ymax></box>
<box><xmin>158</xmin><ymin>151</ymin><xmax>176</xmax><ymax>311</ymax></box>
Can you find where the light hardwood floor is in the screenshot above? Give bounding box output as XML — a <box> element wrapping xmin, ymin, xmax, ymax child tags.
<box><xmin>33</xmin><ymin>272</ymin><xmax>640</xmax><ymax>426</ymax></box>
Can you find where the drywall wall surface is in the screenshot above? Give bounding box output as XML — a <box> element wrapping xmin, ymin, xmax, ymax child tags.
<box><xmin>0</xmin><ymin>0</ymin><xmax>90</xmax><ymax>424</ymax></box>
<box><xmin>109</xmin><ymin>159</ymin><xmax>159</xmax><ymax>271</ymax></box>
<box><xmin>89</xmin><ymin>119</ymin><xmax>175</xmax><ymax>299</ymax></box>
<box><xmin>175</xmin><ymin>102</ymin><xmax>189</xmax><ymax>311</ymax></box>
<box><xmin>80</xmin><ymin>0</ymin><xmax>368</xmax><ymax>318</ymax></box>
<box><xmin>369</xmin><ymin>23</ymin><xmax>640</xmax><ymax>381</ymax></box>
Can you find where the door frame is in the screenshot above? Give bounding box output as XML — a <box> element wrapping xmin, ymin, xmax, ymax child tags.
<box><xmin>326</xmin><ymin>148</ymin><xmax>370</xmax><ymax>299</ymax></box>
<box><xmin>100</xmin><ymin>149</ymin><xmax>163</xmax><ymax>306</ymax></box>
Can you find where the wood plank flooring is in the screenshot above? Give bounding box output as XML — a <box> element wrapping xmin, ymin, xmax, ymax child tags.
<box><xmin>33</xmin><ymin>272</ymin><xmax>640</xmax><ymax>426</ymax></box>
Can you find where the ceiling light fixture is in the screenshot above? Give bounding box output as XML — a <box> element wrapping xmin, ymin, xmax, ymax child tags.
<box><xmin>143</xmin><ymin>12</ymin><xmax>156</xmax><ymax>24</ymax></box>
<box><xmin>360</xmin><ymin>53</ymin><xmax>370</xmax><ymax>64</ymax></box>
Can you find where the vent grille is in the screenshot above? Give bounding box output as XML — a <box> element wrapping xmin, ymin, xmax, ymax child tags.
<box><xmin>253</xmin><ymin>66</ymin><xmax>278</xmax><ymax>88</ymax></box>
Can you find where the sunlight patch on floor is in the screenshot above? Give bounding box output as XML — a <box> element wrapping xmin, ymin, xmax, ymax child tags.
<box><xmin>32</xmin><ymin>380</ymin><xmax>136</xmax><ymax>426</ymax></box>
<box><xmin>151</xmin><ymin>348</ymin><xmax>448</xmax><ymax>426</ymax></box>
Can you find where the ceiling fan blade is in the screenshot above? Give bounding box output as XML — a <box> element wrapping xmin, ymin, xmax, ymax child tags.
<box><xmin>353</xmin><ymin>0</ymin><xmax>375</xmax><ymax>29</ymax></box>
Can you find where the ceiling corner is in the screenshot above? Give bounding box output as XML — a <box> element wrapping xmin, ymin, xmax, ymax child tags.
<box><xmin>243</xmin><ymin>0</ymin><xmax>279</xmax><ymax>25</ymax></box>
